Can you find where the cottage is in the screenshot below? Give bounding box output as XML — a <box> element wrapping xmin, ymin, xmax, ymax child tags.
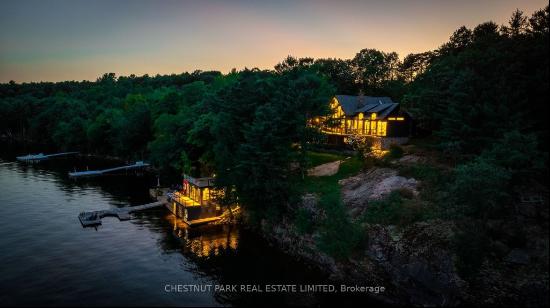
<box><xmin>312</xmin><ymin>95</ymin><xmax>412</xmax><ymax>150</ymax></box>
<box><xmin>166</xmin><ymin>174</ymin><xmax>223</xmax><ymax>225</ymax></box>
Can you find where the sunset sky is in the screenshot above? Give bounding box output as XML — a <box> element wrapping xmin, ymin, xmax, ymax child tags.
<box><xmin>0</xmin><ymin>0</ymin><xmax>546</xmax><ymax>83</ymax></box>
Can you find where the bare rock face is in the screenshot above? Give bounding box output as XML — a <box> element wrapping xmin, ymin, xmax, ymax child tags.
<box><xmin>300</xmin><ymin>193</ymin><xmax>326</xmax><ymax>221</ymax></box>
<box><xmin>307</xmin><ymin>160</ymin><xmax>342</xmax><ymax>177</ymax></box>
<box><xmin>372</xmin><ymin>176</ymin><xmax>418</xmax><ymax>199</ymax></box>
<box><xmin>365</xmin><ymin>221</ymin><xmax>465</xmax><ymax>306</ymax></box>
<box><xmin>397</xmin><ymin>154</ymin><xmax>427</xmax><ymax>165</ymax></box>
<box><xmin>339</xmin><ymin>168</ymin><xmax>419</xmax><ymax>213</ymax></box>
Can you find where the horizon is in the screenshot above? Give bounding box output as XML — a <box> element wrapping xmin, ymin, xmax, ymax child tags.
<box><xmin>0</xmin><ymin>0</ymin><xmax>547</xmax><ymax>83</ymax></box>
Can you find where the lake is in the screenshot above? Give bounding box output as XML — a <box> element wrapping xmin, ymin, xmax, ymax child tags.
<box><xmin>0</xmin><ymin>143</ymin><xmax>380</xmax><ymax>306</ymax></box>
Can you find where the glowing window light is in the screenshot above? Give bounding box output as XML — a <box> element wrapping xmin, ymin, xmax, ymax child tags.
<box><xmin>371</xmin><ymin>113</ymin><xmax>377</xmax><ymax>120</ymax></box>
<box><xmin>378</xmin><ymin>121</ymin><xmax>387</xmax><ymax>136</ymax></box>
<box><xmin>396</xmin><ymin>117</ymin><xmax>404</xmax><ymax>121</ymax></box>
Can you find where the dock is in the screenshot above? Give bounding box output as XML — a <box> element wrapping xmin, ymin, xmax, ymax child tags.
<box><xmin>185</xmin><ymin>216</ymin><xmax>222</xmax><ymax>226</ymax></box>
<box><xmin>78</xmin><ymin>201</ymin><xmax>165</xmax><ymax>227</ymax></box>
<box><xmin>69</xmin><ymin>161</ymin><xmax>150</xmax><ymax>178</ymax></box>
<box><xmin>16</xmin><ymin>152</ymin><xmax>79</xmax><ymax>162</ymax></box>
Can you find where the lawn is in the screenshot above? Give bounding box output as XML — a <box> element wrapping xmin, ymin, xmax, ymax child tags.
<box><xmin>299</xmin><ymin>154</ymin><xmax>363</xmax><ymax>198</ymax></box>
<box><xmin>305</xmin><ymin>151</ymin><xmax>346</xmax><ymax>168</ymax></box>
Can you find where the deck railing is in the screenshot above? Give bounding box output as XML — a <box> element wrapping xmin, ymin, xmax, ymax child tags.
<box><xmin>168</xmin><ymin>191</ymin><xmax>201</xmax><ymax>207</ymax></box>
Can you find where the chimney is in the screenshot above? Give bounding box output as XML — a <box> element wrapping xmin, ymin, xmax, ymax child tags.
<box><xmin>358</xmin><ymin>89</ymin><xmax>364</xmax><ymax>105</ymax></box>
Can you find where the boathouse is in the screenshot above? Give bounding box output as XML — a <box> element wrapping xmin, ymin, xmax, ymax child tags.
<box><xmin>311</xmin><ymin>95</ymin><xmax>412</xmax><ymax>149</ymax></box>
<box><xmin>166</xmin><ymin>174</ymin><xmax>223</xmax><ymax>225</ymax></box>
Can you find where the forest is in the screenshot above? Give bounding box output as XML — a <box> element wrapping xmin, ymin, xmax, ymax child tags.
<box><xmin>0</xmin><ymin>6</ymin><xmax>548</xmax><ymax>229</ymax></box>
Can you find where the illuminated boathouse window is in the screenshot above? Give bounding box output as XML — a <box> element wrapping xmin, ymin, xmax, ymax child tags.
<box><xmin>167</xmin><ymin>174</ymin><xmax>223</xmax><ymax>225</ymax></box>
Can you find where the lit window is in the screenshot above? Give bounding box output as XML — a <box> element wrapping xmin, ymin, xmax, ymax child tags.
<box><xmin>371</xmin><ymin>113</ymin><xmax>377</xmax><ymax>120</ymax></box>
<box><xmin>378</xmin><ymin>121</ymin><xmax>387</xmax><ymax>136</ymax></box>
<box><xmin>388</xmin><ymin>117</ymin><xmax>396</xmax><ymax>120</ymax></box>
<box><xmin>396</xmin><ymin>117</ymin><xmax>404</xmax><ymax>121</ymax></box>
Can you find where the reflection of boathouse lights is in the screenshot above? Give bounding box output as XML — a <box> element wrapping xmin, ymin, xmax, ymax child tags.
<box><xmin>173</xmin><ymin>216</ymin><xmax>177</xmax><ymax>231</ymax></box>
<box><xmin>173</xmin><ymin>202</ymin><xmax>177</xmax><ymax>221</ymax></box>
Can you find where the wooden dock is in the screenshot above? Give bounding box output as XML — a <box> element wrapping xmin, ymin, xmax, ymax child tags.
<box><xmin>16</xmin><ymin>152</ymin><xmax>79</xmax><ymax>162</ymax></box>
<box><xmin>69</xmin><ymin>161</ymin><xmax>150</xmax><ymax>178</ymax></box>
<box><xmin>78</xmin><ymin>201</ymin><xmax>165</xmax><ymax>227</ymax></box>
<box><xmin>186</xmin><ymin>216</ymin><xmax>222</xmax><ymax>226</ymax></box>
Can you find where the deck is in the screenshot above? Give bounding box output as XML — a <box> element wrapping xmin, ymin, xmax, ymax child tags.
<box><xmin>78</xmin><ymin>201</ymin><xmax>164</xmax><ymax>227</ymax></box>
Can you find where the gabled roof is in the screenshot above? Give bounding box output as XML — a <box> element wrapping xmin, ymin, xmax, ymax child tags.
<box><xmin>334</xmin><ymin>95</ymin><xmax>399</xmax><ymax>119</ymax></box>
<box><xmin>335</xmin><ymin>95</ymin><xmax>362</xmax><ymax>115</ymax></box>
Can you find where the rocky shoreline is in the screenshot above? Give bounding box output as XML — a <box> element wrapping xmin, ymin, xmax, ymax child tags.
<box><xmin>258</xmin><ymin>216</ymin><xmax>464</xmax><ymax>306</ymax></box>
<box><xmin>254</xmin><ymin>155</ymin><xmax>549</xmax><ymax>307</ymax></box>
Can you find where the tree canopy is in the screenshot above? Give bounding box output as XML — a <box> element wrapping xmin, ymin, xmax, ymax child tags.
<box><xmin>1</xmin><ymin>5</ymin><xmax>548</xmax><ymax>221</ymax></box>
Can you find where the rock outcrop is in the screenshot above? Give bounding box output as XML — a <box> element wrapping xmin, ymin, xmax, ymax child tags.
<box><xmin>339</xmin><ymin>168</ymin><xmax>418</xmax><ymax>218</ymax></box>
<box><xmin>261</xmin><ymin>161</ymin><xmax>548</xmax><ymax>306</ymax></box>
<box><xmin>364</xmin><ymin>221</ymin><xmax>465</xmax><ymax>306</ymax></box>
<box><xmin>307</xmin><ymin>160</ymin><xmax>342</xmax><ymax>177</ymax></box>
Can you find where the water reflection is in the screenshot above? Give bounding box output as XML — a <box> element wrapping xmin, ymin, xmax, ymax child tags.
<box><xmin>1</xmin><ymin>142</ymin><xmax>382</xmax><ymax>307</ymax></box>
<box><xmin>167</xmin><ymin>214</ymin><xmax>239</xmax><ymax>258</ymax></box>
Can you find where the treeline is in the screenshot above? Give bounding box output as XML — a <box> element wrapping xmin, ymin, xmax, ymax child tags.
<box><xmin>0</xmin><ymin>6</ymin><xmax>548</xmax><ymax>221</ymax></box>
<box><xmin>405</xmin><ymin>7</ymin><xmax>549</xmax><ymax>222</ymax></box>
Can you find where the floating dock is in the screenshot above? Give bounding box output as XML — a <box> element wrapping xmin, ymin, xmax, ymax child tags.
<box><xmin>78</xmin><ymin>201</ymin><xmax>165</xmax><ymax>227</ymax></box>
<box><xmin>69</xmin><ymin>161</ymin><xmax>150</xmax><ymax>178</ymax></box>
<box><xmin>16</xmin><ymin>152</ymin><xmax>79</xmax><ymax>162</ymax></box>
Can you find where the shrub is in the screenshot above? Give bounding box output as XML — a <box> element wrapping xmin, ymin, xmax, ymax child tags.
<box><xmin>452</xmin><ymin>224</ymin><xmax>490</xmax><ymax>280</ymax></box>
<box><xmin>481</xmin><ymin>131</ymin><xmax>547</xmax><ymax>185</ymax></box>
<box><xmin>295</xmin><ymin>207</ymin><xmax>314</xmax><ymax>234</ymax></box>
<box><xmin>317</xmin><ymin>192</ymin><xmax>366</xmax><ymax>260</ymax></box>
<box><xmin>363</xmin><ymin>191</ymin><xmax>431</xmax><ymax>226</ymax></box>
<box><xmin>397</xmin><ymin>187</ymin><xmax>415</xmax><ymax>199</ymax></box>
<box><xmin>346</xmin><ymin>135</ymin><xmax>374</xmax><ymax>160</ymax></box>
<box><xmin>448</xmin><ymin>157</ymin><xmax>512</xmax><ymax>218</ymax></box>
<box><xmin>388</xmin><ymin>144</ymin><xmax>405</xmax><ymax>159</ymax></box>
<box><xmin>398</xmin><ymin>163</ymin><xmax>443</xmax><ymax>183</ymax></box>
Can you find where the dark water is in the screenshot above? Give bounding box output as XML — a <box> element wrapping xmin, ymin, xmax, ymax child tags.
<box><xmin>0</xmin><ymin>144</ymin><xmax>381</xmax><ymax>307</ymax></box>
